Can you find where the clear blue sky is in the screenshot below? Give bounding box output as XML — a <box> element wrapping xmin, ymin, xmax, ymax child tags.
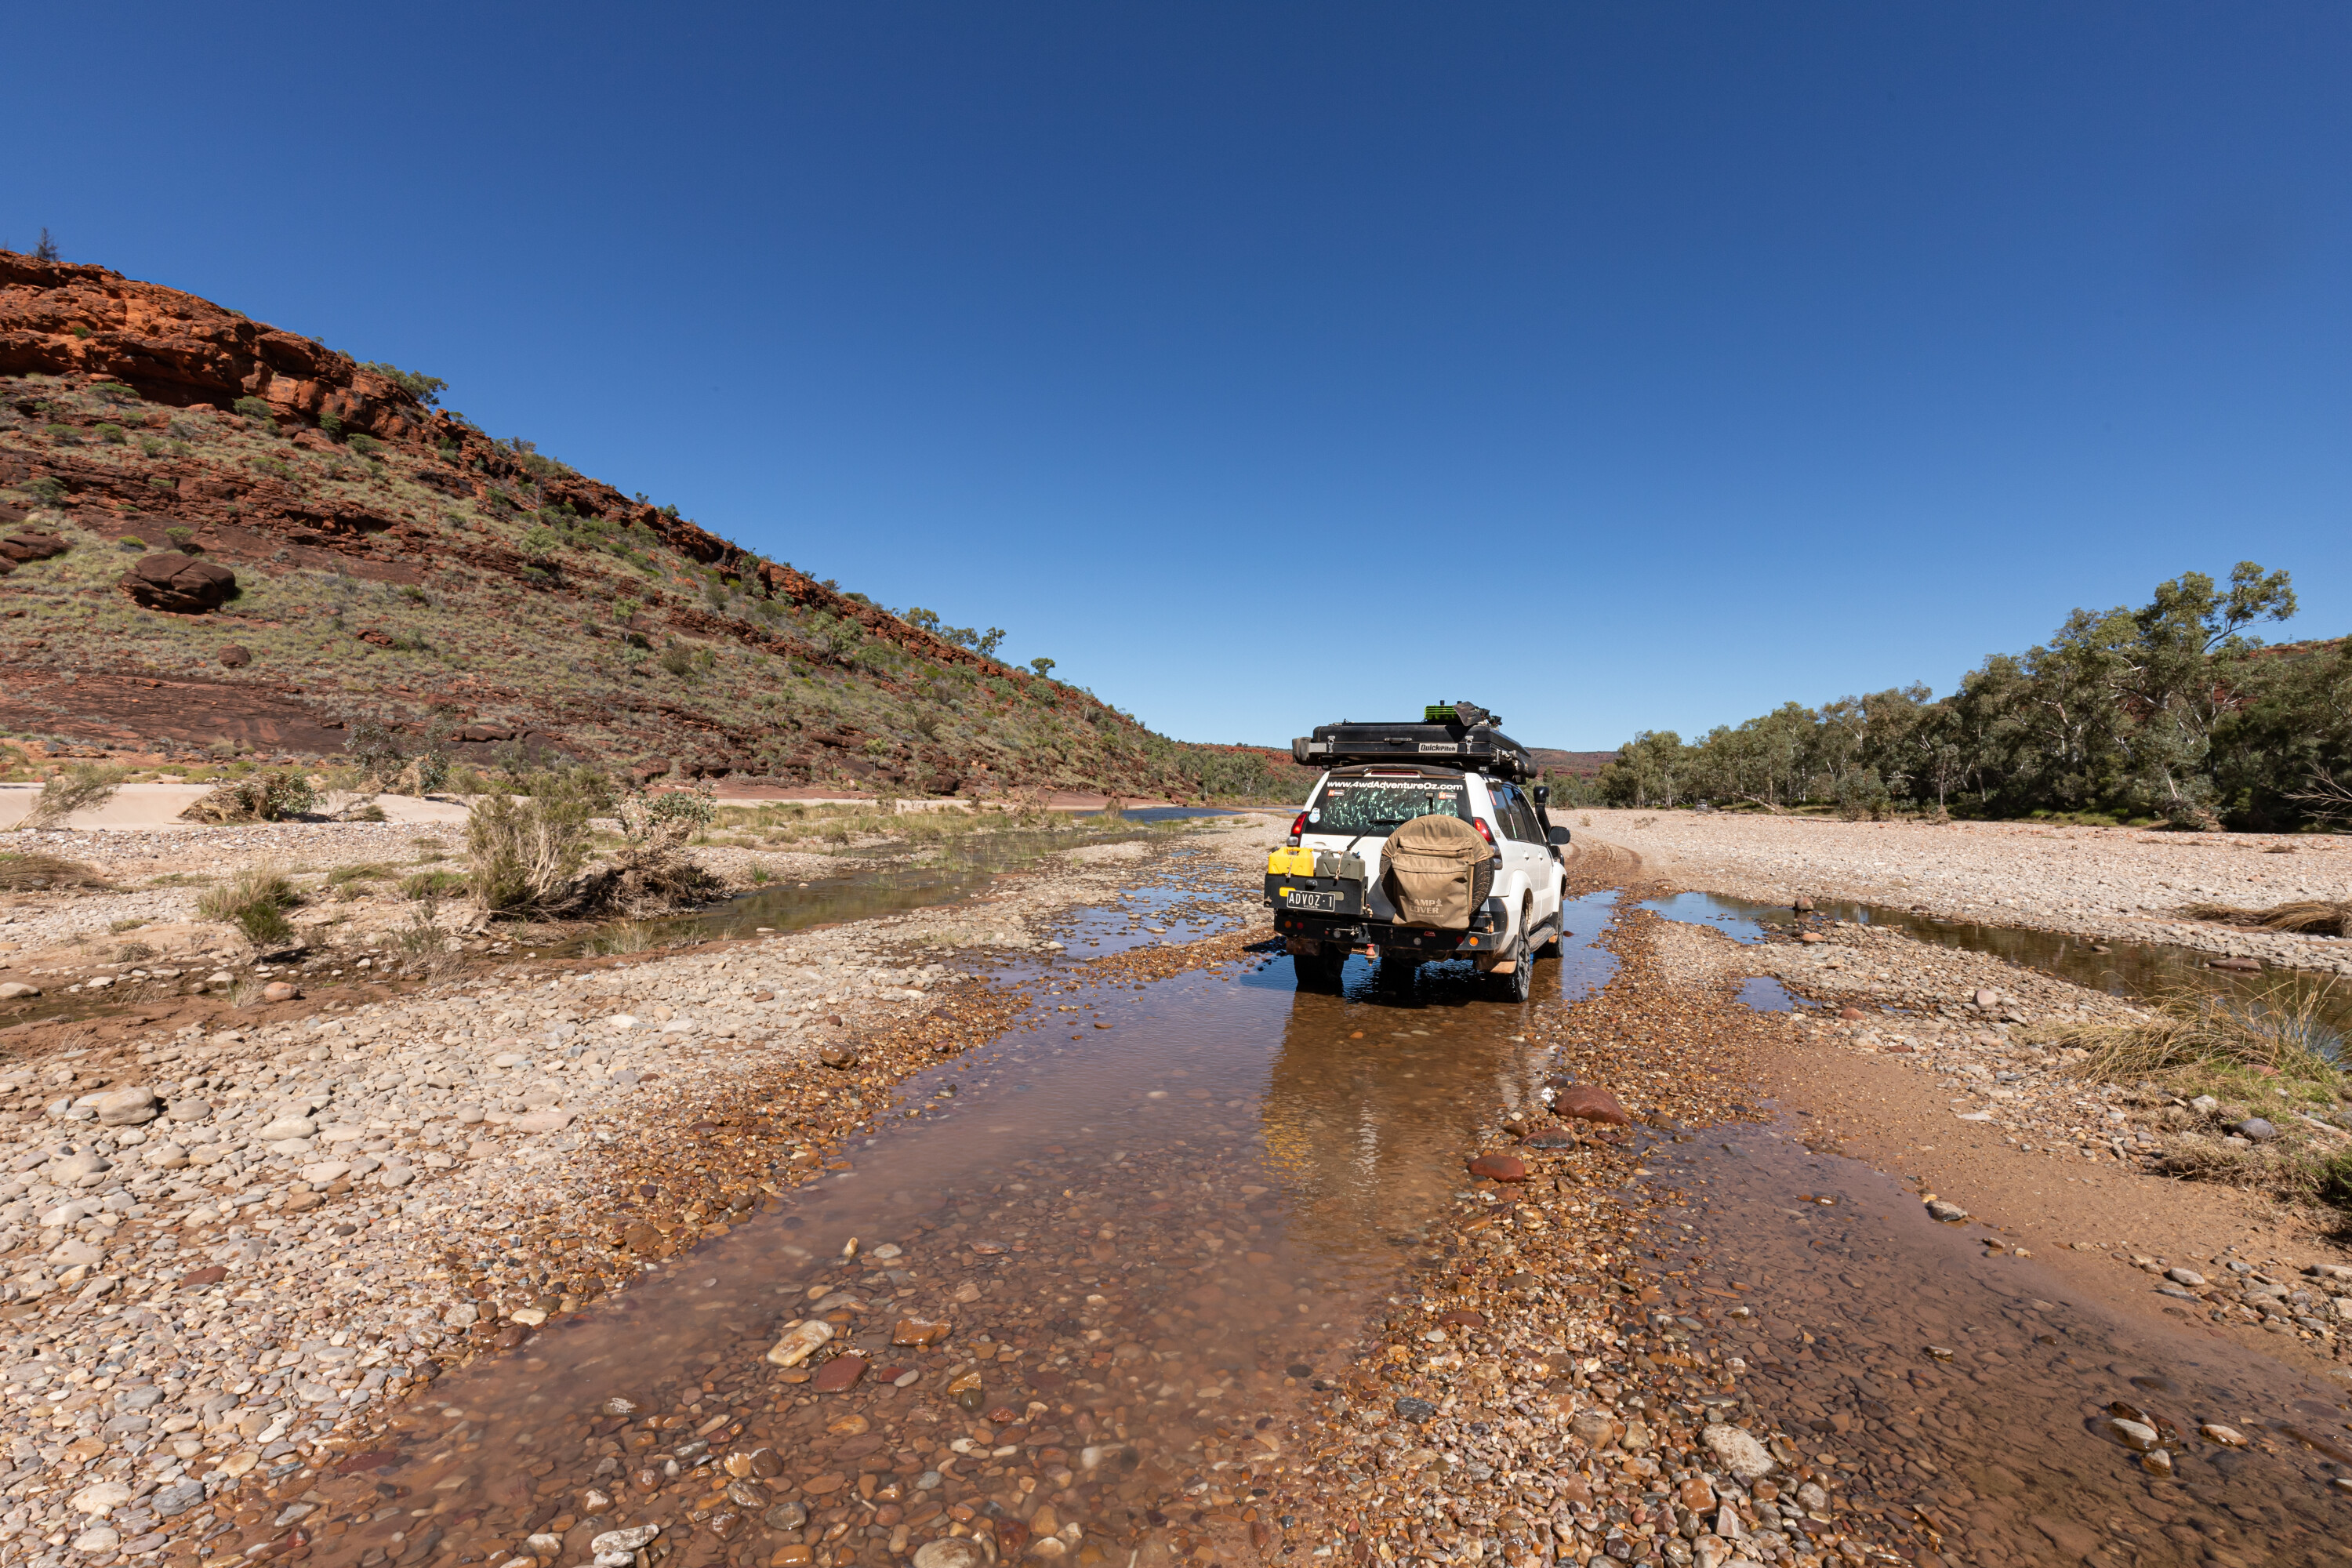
<box><xmin>10</xmin><ymin>5</ymin><xmax>2349</xmax><ymax>751</ymax></box>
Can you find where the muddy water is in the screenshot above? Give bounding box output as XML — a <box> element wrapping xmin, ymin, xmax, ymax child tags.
<box><xmin>310</xmin><ymin>899</ymin><xmax>1620</xmax><ymax>1568</ymax></box>
<box><xmin>1637</xmin><ymin>1123</ymin><xmax>2352</xmax><ymax>1566</ymax></box>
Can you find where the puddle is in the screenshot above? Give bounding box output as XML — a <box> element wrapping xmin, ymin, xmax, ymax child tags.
<box><xmin>550</xmin><ymin>829</ymin><xmax>1167</xmax><ymax>955</ymax></box>
<box><xmin>1646</xmin><ymin>890</ymin><xmax>2352</xmax><ymax>1041</ymax></box>
<box><xmin>304</xmin><ymin>898</ymin><xmax>1620</xmax><ymax>1568</ymax></box>
<box><xmin>1636</xmin><ymin>1123</ymin><xmax>2352</xmax><ymax>1565</ymax></box>
<box><xmin>1640</xmin><ymin>892</ymin><xmax>1777</xmax><ymax>945</ymax></box>
<box><xmin>1734</xmin><ymin>977</ymin><xmax>1798</xmax><ymax>1012</ymax></box>
<box><xmin>1049</xmin><ymin>851</ymin><xmax>1247</xmax><ymax>959</ymax></box>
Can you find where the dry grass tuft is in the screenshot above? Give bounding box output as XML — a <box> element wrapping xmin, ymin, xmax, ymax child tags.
<box><xmin>2178</xmin><ymin>898</ymin><xmax>2352</xmax><ymax>938</ymax></box>
<box><xmin>195</xmin><ymin>866</ymin><xmax>302</xmax><ymax>948</ymax></box>
<box><xmin>2027</xmin><ymin>977</ymin><xmax>2343</xmax><ymax>1090</ymax></box>
<box><xmin>0</xmin><ymin>852</ymin><xmax>111</xmax><ymax>892</ymax></box>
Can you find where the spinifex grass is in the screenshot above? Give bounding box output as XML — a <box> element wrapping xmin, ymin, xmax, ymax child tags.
<box><xmin>20</xmin><ymin>764</ymin><xmax>122</xmax><ymax>829</ymax></box>
<box><xmin>2033</xmin><ymin>976</ymin><xmax>2343</xmax><ymax>1096</ymax></box>
<box><xmin>2178</xmin><ymin>898</ymin><xmax>2352</xmax><ymax>938</ymax></box>
<box><xmin>195</xmin><ymin>866</ymin><xmax>301</xmax><ymax>947</ymax></box>
<box><xmin>0</xmin><ymin>852</ymin><xmax>111</xmax><ymax>892</ymax></box>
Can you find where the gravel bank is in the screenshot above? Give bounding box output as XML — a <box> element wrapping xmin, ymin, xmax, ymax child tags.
<box><xmin>1573</xmin><ymin>810</ymin><xmax>2352</xmax><ymax>974</ymax></box>
<box><xmin>0</xmin><ymin>821</ymin><xmax>1281</xmax><ymax>1566</ymax></box>
<box><xmin>1293</xmin><ymin>911</ymin><xmax>1890</xmax><ymax>1568</ymax></box>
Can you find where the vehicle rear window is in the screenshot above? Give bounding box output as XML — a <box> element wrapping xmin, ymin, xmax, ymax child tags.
<box><xmin>1305</xmin><ymin>775</ymin><xmax>1472</xmax><ymax>837</ymax></box>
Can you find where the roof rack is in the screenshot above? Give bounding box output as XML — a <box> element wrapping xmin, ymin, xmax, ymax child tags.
<box><xmin>1290</xmin><ymin>702</ymin><xmax>1534</xmax><ymax>781</ymax></box>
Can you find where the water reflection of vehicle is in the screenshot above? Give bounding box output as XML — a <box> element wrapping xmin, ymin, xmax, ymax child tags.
<box><xmin>1254</xmin><ymin>965</ymin><xmax>1552</xmax><ymax>1258</ymax></box>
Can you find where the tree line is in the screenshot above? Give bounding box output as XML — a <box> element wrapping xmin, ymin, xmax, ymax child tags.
<box><xmin>1575</xmin><ymin>563</ymin><xmax>2352</xmax><ymax>830</ymax></box>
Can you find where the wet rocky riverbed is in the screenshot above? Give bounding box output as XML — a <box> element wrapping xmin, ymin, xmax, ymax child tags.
<box><xmin>47</xmin><ymin>867</ymin><xmax>2352</xmax><ymax>1568</ymax></box>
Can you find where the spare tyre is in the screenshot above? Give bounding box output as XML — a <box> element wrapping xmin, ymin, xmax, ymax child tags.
<box><xmin>1382</xmin><ymin>815</ymin><xmax>1494</xmax><ymax>930</ymax></box>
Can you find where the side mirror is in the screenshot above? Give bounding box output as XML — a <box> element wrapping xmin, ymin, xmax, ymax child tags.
<box><xmin>1532</xmin><ymin>786</ymin><xmax>1551</xmax><ymax>805</ymax></box>
<box><xmin>1547</xmin><ymin>826</ymin><xmax>1573</xmax><ymax>847</ymax></box>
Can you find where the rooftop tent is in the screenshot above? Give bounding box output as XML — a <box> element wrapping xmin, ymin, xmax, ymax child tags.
<box><xmin>1290</xmin><ymin>702</ymin><xmax>1534</xmax><ymax>781</ymax></box>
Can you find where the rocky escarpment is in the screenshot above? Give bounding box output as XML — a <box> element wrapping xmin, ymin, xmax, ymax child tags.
<box><xmin>0</xmin><ymin>251</ymin><xmax>1281</xmax><ymax>797</ymax></box>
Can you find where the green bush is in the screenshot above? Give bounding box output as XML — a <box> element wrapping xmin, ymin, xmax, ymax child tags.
<box><xmin>524</xmin><ymin>765</ymin><xmax>616</xmax><ymax>813</ymax></box>
<box><xmin>648</xmin><ymin>789</ymin><xmax>717</xmax><ymax>830</ymax></box>
<box><xmin>468</xmin><ymin>775</ymin><xmax>601</xmax><ymax>912</ymax></box>
<box><xmin>231</xmin><ymin>395</ymin><xmax>274</xmax><ymax>425</ymax></box>
<box><xmin>196</xmin><ymin>867</ymin><xmax>300</xmax><ymax>947</ymax></box>
<box><xmin>261</xmin><ymin>771</ymin><xmax>317</xmax><ymax>818</ymax></box>
<box><xmin>400</xmin><ymin>869</ymin><xmax>468</xmax><ymax>902</ymax></box>
<box><xmin>358</xmin><ymin>362</ymin><xmax>447</xmax><ymax>406</ymax></box>
<box><xmin>95</xmin><ymin>423</ymin><xmax>125</xmax><ymax>445</ymax></box>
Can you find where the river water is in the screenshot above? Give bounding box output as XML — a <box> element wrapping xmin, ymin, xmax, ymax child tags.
<box><xmin>282</xmin><ymin>883</ymin><xmax>2352</xmax><ymax>1568</ymax></box>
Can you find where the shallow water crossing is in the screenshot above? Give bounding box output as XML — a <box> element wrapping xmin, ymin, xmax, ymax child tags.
<box><xmin>289</xmin><ymin>884</ymin><xmax>2352</xmax><ymax>1568</ymax></box>
<box><xmin>304</xmin><ymin>902</ymin><xmax>1618</xmax><ymax>1568</ymax></box>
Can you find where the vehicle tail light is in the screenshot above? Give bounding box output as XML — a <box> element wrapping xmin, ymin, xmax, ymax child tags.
<box><xmin>1473</xmin><ymin>818</ymin><xmax>1494</xmax><ymax>846</ymax></box>
<box><xmin>1290</xmin><ymin>812</ymin><xmax>1308</xmax><ymax>845</ymax></box>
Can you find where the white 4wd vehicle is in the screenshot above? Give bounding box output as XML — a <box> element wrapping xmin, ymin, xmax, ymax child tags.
<box><xmin>1266</xmin><ymin>704</ymin><xmax>1570</xmax><ymax>1000</ymax></box>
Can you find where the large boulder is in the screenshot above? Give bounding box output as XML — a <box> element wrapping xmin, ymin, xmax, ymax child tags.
<box><xmin>0</xmin><ymin>532</ymin><xmax>67</xmax><ymax>572</ymax></box>
<box><xmin>118</xmin><ymin>552</ymin><xmax>237</xmax><ymax>613</ymax></box>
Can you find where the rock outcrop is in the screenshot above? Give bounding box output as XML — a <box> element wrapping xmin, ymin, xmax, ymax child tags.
<box><xmin>117</xmin><ymin>552</ymin><xmax>237</xmax><ymax>613</ymax></box>
<box><xmin>0</xmin><ymin>529</ymin><xmax>66</xmax><ymax>572</ymax></box>
<box><xmin>0</xmin><ymin>252</ymin><xmax>430</xmax><ymax>439</ymax></box>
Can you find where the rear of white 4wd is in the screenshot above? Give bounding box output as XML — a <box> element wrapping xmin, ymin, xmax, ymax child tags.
<box><xmin>1271</xmin><ymin>764</ymin><xmax>1569</xmax><ymax>996</ymax></box>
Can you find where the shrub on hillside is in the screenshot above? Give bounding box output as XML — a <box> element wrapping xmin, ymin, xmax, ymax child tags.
<box><xmin>358</xmin><ymin>362</ymin><xmax>447</xmax><ymax>406</ymax></box>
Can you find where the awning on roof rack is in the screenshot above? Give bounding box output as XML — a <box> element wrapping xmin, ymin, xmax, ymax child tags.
<box><xmin>1291</xmin><ymin>718</ymin><xmax>1534</xmax><ymax>780</ymax></box>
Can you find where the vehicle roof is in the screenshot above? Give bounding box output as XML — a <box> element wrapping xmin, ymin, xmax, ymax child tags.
<box><xmin>1321</xmin><ymin>764</ymin><xmax>1498</xmax><ymax>783</ymax></box>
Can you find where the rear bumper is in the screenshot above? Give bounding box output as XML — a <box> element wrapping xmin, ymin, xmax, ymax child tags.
<box><xmin>1263</xmin><ymin>874</ymin><xmax>1366</xmax><ymax>918</ymax></box>
<box><xmin>1274</xmin><ymin>900</ymin><xmax>1509</xmax><ymax>956</ymax></box>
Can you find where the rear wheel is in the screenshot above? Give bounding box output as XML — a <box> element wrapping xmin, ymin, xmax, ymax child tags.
<box><xmin>1487</xmin><ymin>928</ymin><xmax>1532</xmax><ymax>1003</ymax></box>
<box><xmin>1294</xmin><ymin>947</ymin><xmax>1348</xmax><ymax>991</ymax></box>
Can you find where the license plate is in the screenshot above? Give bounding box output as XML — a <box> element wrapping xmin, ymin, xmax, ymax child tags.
<box><xmin>1285</xmin><ymin>889</ymin><xmax>1344</xmax><ymax>912</ymax></box>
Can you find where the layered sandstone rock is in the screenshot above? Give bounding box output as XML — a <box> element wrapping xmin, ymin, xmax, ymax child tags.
<box><xmin>118</xmin><ymin>551</ymin><xmax>238</xmax><ymax>613</ymax></box>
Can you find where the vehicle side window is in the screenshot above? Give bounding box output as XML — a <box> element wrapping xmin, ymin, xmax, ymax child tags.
<box><xmin>1515</xmin><ymin>790</ymin><xmax>1543</xmax><ymax>843</ymax></box>
<box><xmin>1490</xmin><ymin>782</ymin><xmax>1541</xmax><ymax>843</ymax></box>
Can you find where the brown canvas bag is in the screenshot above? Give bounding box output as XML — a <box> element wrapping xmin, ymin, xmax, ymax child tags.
<box><xmin>1381</xmin><ymin>813</ymin><xmax>1495</xmax><ymax>929</ymax></box>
